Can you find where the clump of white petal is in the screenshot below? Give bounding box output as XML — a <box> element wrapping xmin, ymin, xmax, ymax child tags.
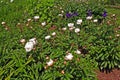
<box><xmin>41</xmin><ymin>22</ymin><xmax>46</xmax><ymax>26</ymax></box>
<box><xmin>29</xmin><ymin>38</ymin><xmax>37</xmax><ymax>45</ymax></box>
<box><xmin>65</xmin><ymin>53</ymin><xmax>73</xmax><ymax>60</ymax></box>
<box><xmin>93</xmin><ymin>19</ymin><xmax>98</xmax><ymax>23</ymax></box>
<box><xmin>10</xmin><ymin>0</ymin><xmax>14</xmax><ymax>3</ymax></box>
<box><xmin>46</xmin><ymin>59</ymin><xmax>54</xmax><ymax>66</ymax></box>
<box><xmin>34</xmin><ymin>16</ymin><xmax>39</xmax><ymax>20</ymax></box>
<box><xmin>24</xmin><ymin>42</ymin><xmax>34</xmax><ymax>52</ymax></box>
<box><xmin>75</xmin><ymin>28</ymin><xmax>80</xmax><ymax>33</ymax></box>
<box><xmin>1</xmin><ymin>22</ymin><xmax>6</xmax><ymax>25</ymax></box>
<box><xmin>45</xmin><ymin>35</ymin><xmax>51</xmax><ymax>40</ymax></box>
<box><xmin>20</xmin><ymin>39</ymin><xmax>26</xmax><ymax>44</ymax></box>
<box><xmin>51</xmin><ymin>32</ymin><xmax>56</xmax><ymax>36</ymax></box>
<box><xmin>68</xmin><ymin>23</ymin><xmax>74</xmax><ymax>28</ymax></box>
<box><xmin>77</xmin><ymin>19</ymin><xmax>82</xmax><ymax>25</ymax></box>
<box><xmin>86</xmin><ymin>16</ymin><xmax>92</xmax><ymax>20</ymax></box>
<box><xmin>27</xmin><ymin>19</ymin><xmax>32</xmax><ymax>22</ymax></box>
<box><xmin>75</xmin><ymin>49</ymin><xmax>81</xmax><ymax>54</ymax></box>
<box><xmin>58</xmin><ymin>14</ymin><xmax>63</xmax><ymax>17</ymax></box>
<box><xmin>62</xmin><ymin>27</ymin><xmax>67</xmax><ymax>31</ymax></box>
<box><xmin>24</xmin><ymin>38</ymin><xmax>37</xmax><ymax>52</ymax></box>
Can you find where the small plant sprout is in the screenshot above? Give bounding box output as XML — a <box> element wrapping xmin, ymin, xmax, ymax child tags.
<box><xmin>65</xmin><ymin>53</ymin><xmax>73</xmax><ymax>60</ymax></box>
<box><xmin>46</xmin><ymin>59</ymin><xmax>54</xmax><ymax>67</ymax></box>
<box><xmin>51</xmin><ymin>32</ymin><xmax>56</xmax><ymax>36</ymax></box>
<box><xmin>75</xmin><ymin>49</ymin><xmax>81</xmax><ymax>54</ymax></box>
<box><xmin>41</xmin><ymin>22</ymin><xmax>46</xmax><ymax>26</ymax></box>
<box><xmin>24</xmin><ymin>41</ymin><xmax>34</xmax><ymax>52</ymax></box>
<box><xmin>75</xmin><ymin>28</ymin><xmax>80</xmax><ymax>33</ymax></box>
<box><xmin>45</xmin><ymin>35</ymin><xmax>51</xmax><ymax>40</ymax></box>
<box><xmin>76</xmin><ymin>19</ymin><xmax>82</xmax><ymax>25</ymax></box>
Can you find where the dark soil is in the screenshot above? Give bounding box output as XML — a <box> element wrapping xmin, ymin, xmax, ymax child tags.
<box><xmin>96</xmin><ymin>69</ymin><xmax>120</xmax><ymax>80</ymax></box>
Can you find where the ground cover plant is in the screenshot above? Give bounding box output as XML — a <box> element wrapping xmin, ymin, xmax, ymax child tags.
<box><xmin>0</xmin><ymin>0</ymin><xmax>120</xmax><ymax>80</ymax></box>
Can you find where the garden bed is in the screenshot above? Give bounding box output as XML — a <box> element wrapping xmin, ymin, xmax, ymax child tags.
<box><xmin>96</xmin><ymin>69</ymin><xmax>120</xmax><ymax>80</ymax></box>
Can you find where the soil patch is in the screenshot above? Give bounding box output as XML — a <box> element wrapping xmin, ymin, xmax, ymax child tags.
<box><xmin>96</xmin><ymin>69</ymin><xmax>120</xmax><ymax>80</ymax></box>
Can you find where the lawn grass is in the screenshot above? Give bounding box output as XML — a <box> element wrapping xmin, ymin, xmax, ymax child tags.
<box><xmin>106</xmin><ymin>7</ymin><xmax>120</xmax><ymax>25</ymax></box>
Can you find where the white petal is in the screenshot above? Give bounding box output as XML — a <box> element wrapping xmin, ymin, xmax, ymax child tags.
<box><xmin>45</xmin><ymin>35</ymin><xmax>51</xmax><ymax>40</ymax></box>
<box><xmin>25</xmin><ymin>42</ymin><xmax>34</xmax><ymax>52</ymax></box>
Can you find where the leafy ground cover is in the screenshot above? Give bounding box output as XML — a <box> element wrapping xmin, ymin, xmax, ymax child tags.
<box><xmin>0</xmin><ymin>0</ymin><xmax>120</xmax><ymax>80</ymax></box>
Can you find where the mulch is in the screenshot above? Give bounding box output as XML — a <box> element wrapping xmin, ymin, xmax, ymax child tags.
<box><xmin>96</xmin><ymin>69</ymin><xmax>120</xmax><ymax>80</ymax></box>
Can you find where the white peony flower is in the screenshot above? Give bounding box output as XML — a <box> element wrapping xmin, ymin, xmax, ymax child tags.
<box><xmin>1</xmin><ymin>22</ymin><xmax>5</xmax><ymax>25</ymax></box>
<box><xmin>41</xmin><ymin>22</ymin><xmax>46</xmax><ymax>26</ymax></box>
<box><xmin>51</xmin><ymin>32</ymin><xmax>56</xmax><ymax>36</ymax></box>
<box><xmin>62</xmin><ymin>27</ymin><xmax>67</xmax><ymax>31</ymax></box>
<box><xmin>68</xmin><ymin>23</ymin><xmax>74</xmax><ymax>28</ymax></box>
<box><xmin>86</xmin><ymin>16</ymin><xmax>92</xmax><ymax>20</ymax></box>
<box><xmin>45</xmin><ymin>35</ymin><xmax>51</xmax><ymax>40</ymax></box>
<box><xmin>47</xmin><ymin>59</ymin><xmax>54</xmax><ymax>66</ymax></box>
<box><xmin>93</xmin><ymin>19</ymin><xmax>98</xmax><ymax>23</ymax></box>
<box><xmin>75</xmin><ymin>49</ymin><xmax>81</xmax><ymax>54</ymax></box>
<box><xmin>65</xmin><ymin>53</ymin><xmax>73</xmax><ymax>60</ymax></box>
<box><xmin>29</xmin><ymin>38</ymin><xmax>37</xmax><ymax>45</ymax></box>
<box><xmin>75</xmin><ymin>28</ymin><xmax>80</xmax><ymax>33</ymax></box>
<box><xmin>34</xmin><ymin>16</ymin><xmax>39</xmax><ymax>20</ymax></box>
<box><xmin>24</xmin><ymin>42</ymin><xmax>34</xmax><ymax>52</ymax></box>
<box><xmin>77</xmin><ymin>19</ymin><xmax>82</xmax><ymax>24</ymax></box>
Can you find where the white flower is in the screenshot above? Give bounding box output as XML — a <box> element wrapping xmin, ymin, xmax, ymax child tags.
<box><xmin>20</xmin><ymin>39</ymin><xmax>26</xmax><ymax>44</ymax></box>
<box><xmin>116</xmin><ymin>34</ymin><xmax>120</xmax><ymax>37</ymax></box>
<box><xmin>24</xmin><ymin>42</ymin><xmax>34</xmax><ymax>52</ymax></box>
<box><xmin>34</xmin><ymin>16</ymin><xmax>39</xmax><ymax>20</ymax></box>
<box><xmin>69</xmin><ymin>27</ymin><xmax>75</xmax><ymax>31</ymax></box>
<box><xmin>10</xmin><ymin>0</ymin><xmax>14</xmax><ymax>2</ymax></box>
<box><xmin>62</xmin><ymin>27</ymin><xmax>67</xmax><ymax>31</ymax></box>
<box><xmin>29</xmin><ymin>38</ymin><xmax>37</xmax><ymax>45</ymax></box>
<box><xmin>68</xmin><ymin>23</ymin><xmax>74</xmax><ymax>28</ymax></box>
<box><xmin>58</xmin><ymin>14</ymin><xmax>63</xmax><ymax>17</ymax></box>
<box><xmin>86</xmin><ymin>16</ymin><xmax>92</xmax><ymax>20</ymax></box>
<box><xmin>77</xmin><ymin>19</ymin><xmax>82</xmax><ymax>24</ymax></box>
<box><xmin>41</xmin><ymin>22</ymin><xmax>46</xmax><ymax>26</ymax></box>
<box><xmin>61</xmin><ymin>10</ymin><xmax>64</xmax><ymax>13</ymax></box>
<box><xmin>51</xmin><ymin>32</ymin><xmax>56</xmax><ymax>36</ymax></box>
<box><xmin>65</xmin><ymin>53</ymin><xmax>73</xmax><ymax>60</ymax></box>
<box><xmin>75</xmin><ymin>28</ymin><xmax>80</xmax><ymax>33</ymax></box>
<box><xmin>47</xmin><ymin>59</ymin><xmax>54</xmax><ymax>66</ymax></box>
<box><xmin>1</xmin><ymin>22</ymin><xmax>6</xmax><ymax>25</ymax></box>
<box><xmin>75</xmin><ymin>49</ymin><xmax>81</xmax><ymax>54</ymax></box>
<box><xmin>45</xmin><ymin>35</ymin><xmax>51</xmax><ymax>40</ymax></box>
<box><xmin>93</xmin><ymin>19</ymin><xmax>98</xmax><ymax>23</ymax></box>
<box><xmin>27</xmin><ymin>19</ymin><xmax>32</xmax><ymax>22</ymax></box>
